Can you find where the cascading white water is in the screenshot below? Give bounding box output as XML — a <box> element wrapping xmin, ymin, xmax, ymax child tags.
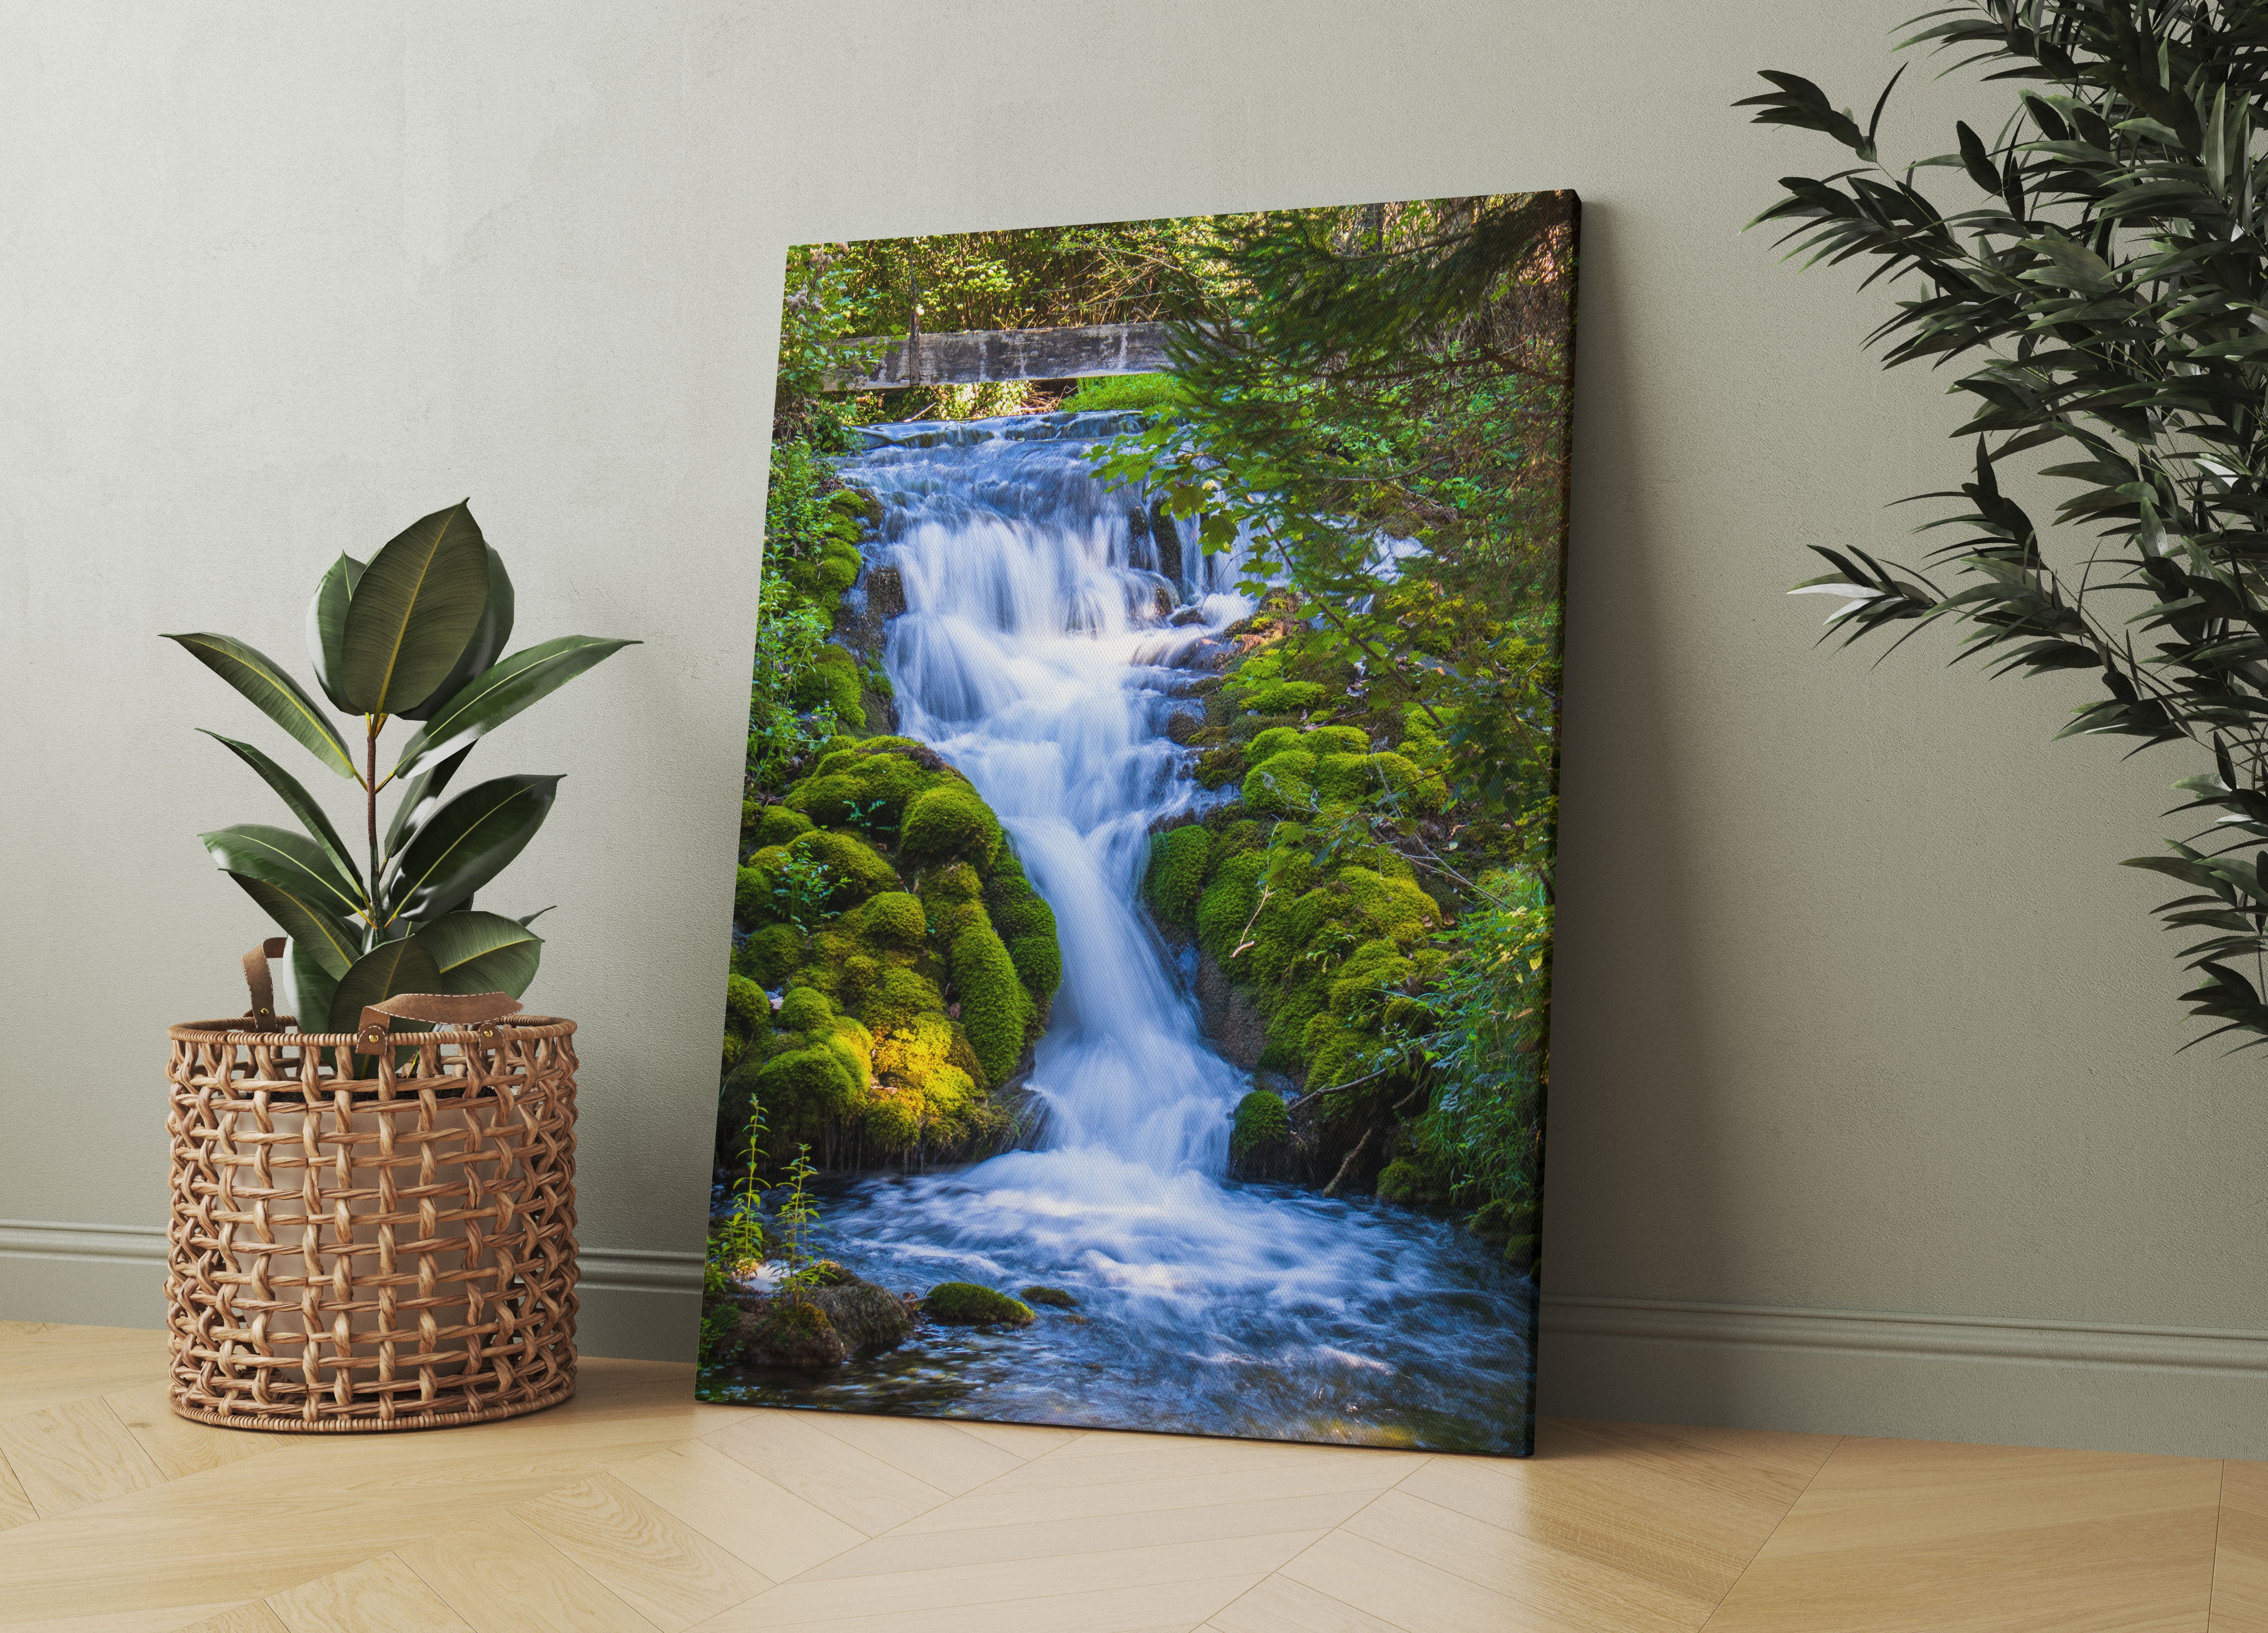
<box><xmin>721</xmin><ymin>410</ymin><xmax>1530</xmax><ymax>1452</ymax></box>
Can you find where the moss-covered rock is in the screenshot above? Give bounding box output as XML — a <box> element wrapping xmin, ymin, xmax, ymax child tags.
<box><xmin>789</xmin><ymin>644</ymin><xmax>866</xmax><ymax>729</ymax></box>
<box><xmin>1230</xmin><ymin>1089</ymin><xmax>1291</xmax><ymax>1164</ymax></box>
<box><xmin>900</xmin><ymin>784</ymin><xmax>1003</xmax><ymax>869</ymax></box>
<box><xmin>1144</xmin><ymin>824</ymin><xmax>1212</xmax><ymax>925</ymax></box>
<box><xmin>854</xmin><ymin>890</ymin><xmax>928</xmax><ymax>949</ymax></box>
<box><xmin>1375</xmin><ymin>1159</ymin><xmax>1432</xmax><ymax>1204</ymax></box>
<box><xmin>804</xmin><ymin>1279</ymin><xmax>913</xmax><ymax>1353</ymax></box>
<box><xmin>734</xmin><ymin>1293</ymin><xmax>849</xmax><ymax>1368</ymax></box>
<box><xmin>751</xmin><ymin>805</ymin><xmax>815</xmax><ymax>848</ymax></box>
<box><xmin>1019</xmin><ymin>1285</ymin><xmax>1078</xmax><ymax>1308</ymax></box>
<box><xmin>950</xmin><ymin>919</ymin><xmax>1033</xmax><ymax>1085</ymax></box>
<box><xmin>923</xmin><ymin>1283</ymin><xmax>1035</xmax><ymax>1326</ymax></box>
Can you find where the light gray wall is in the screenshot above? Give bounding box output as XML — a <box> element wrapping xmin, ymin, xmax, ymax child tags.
<box><xmin>7</xmin><ymin>2</ymin><xmax>2261</xmax><ymax>1454</ymax></box>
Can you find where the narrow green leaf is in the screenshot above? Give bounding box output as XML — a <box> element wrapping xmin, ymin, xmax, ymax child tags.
<box><xmin>163</xmin><ymin>633</ymin><xmax>357</xmax><ymax>780</ymax></box>
<box><xmin>200</xmin><ymin>731</ymin><xmax>362</xmax><ymax>891</ymax></box>
<box><xmin>411</xmin><ymin>909</ymin><xmax>543</xmax><ymax>998</ymax></box>
<box><xmin>391</xmin><ymin>636</ymin><xmax>639</xmax><ymax>779</ymax></box>
<box><xmin>383</xmin><ymin>775</ymin><xmax>560</xmax><ymax>923</ymax></box>
<box><xmin>286</xmin><ymin>948</ymin><xmax>340</xmax><ymax>1033</ymax></box>
<box><xmin>325</xmin><ymin>937</ymin><xmax>443</xmax><ymax>1033</ymax></box>
<box><xmin>221</xmin><ymin>873</ymin><xmax>359</xmax><ymax>980</ymax></box>
<box><xmin>306</xmin><ymin>553</ymin><xmax>366</xmax><ymax>712</ymax></box>
<box><xmin>397</xmin><ymin>545</ymin><xmax>516</xmax><ymax>722</ymax></box>
<box><xmin>337</xmin><ymin>501</ymin><xmax>492</xmax><ymax>715</ymax></box>
<box><xmin>202</xmin><ymin>824</ymin><xmax>369</xmax><ymax>926</ymax></box>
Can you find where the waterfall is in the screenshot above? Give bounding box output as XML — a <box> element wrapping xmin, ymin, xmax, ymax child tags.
<box><xmin>733</xmin><ymin>409</ymin><xmax>1530</xmax><ymax>1452</ymax></box>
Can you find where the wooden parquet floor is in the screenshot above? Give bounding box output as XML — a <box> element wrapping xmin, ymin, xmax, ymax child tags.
<box><xmin>0</xmin><ymin>1320</ymin><xmax>2256</xmax><ymax>1631</ymax></box>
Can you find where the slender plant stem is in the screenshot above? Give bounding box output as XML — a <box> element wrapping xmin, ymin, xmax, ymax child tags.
<box><xmin>365</xmin><ymin>720</ymin><xmax>380</xmax><ymax>918</ymax></box>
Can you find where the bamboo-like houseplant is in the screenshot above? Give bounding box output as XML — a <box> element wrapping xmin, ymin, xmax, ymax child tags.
<box><xmin>167</xmin><ymin>502</ymin><xmax>634</xmax><ymax>1027</ymax></box>
<box><xmin>1745</xmin><ymin>3</ymin><xmax>2268</xmax><ymax>1048</ymax></box>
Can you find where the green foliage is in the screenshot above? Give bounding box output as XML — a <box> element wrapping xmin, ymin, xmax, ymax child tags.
<box><xmin>1144</xmin><ymin>824</ymin><xmax>1213</xmax><ymax>925</ymax></box>
<box><xmin>1742</xmin><ymin>6</ymin><xmax>2268</xmax><ymax>1049</ymax></box>
<box><xmin>775</xmin><ymin>1146</ymin><xmax>829</xmax><ymax>1293</ymax></box>
<box><xmin>170</xmin><ymin>502</ymin><xmax>634</xmax><ymax>1027</ymax></box>
<box><xmin>1059</xmin><ymin>372</ymin><xmax>1188</xmax><ymax>413</ymax></box>
<box><xmin>922</xmin><ymin>1282</ymin><xmax>1035</xmax><ymax>1326</ymax></box>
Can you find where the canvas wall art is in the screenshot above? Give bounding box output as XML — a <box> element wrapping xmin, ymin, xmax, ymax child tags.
<box><xmin>701</xmin><ymin>195</ymin><xmax>1574</xmax><ymax>1456</ymax></box>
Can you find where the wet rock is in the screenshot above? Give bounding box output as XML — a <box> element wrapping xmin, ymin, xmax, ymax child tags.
<box><xmin>1165</xmin><ymin>707</ymin><xmax>1205</xmax><ymax>745</ymax></box>
<box><xmin>1171</xmin><ymin>636</ymin><xmax>1237</xmax><ymax>672</ymax></box>
<box><xmin>923</xmin><ymin>1282</ymin><xmax>1035</xmax><ymax>1326</ymax></box>
<box><xmin>1196</xmin><ymin>949</ymin><xmax>1268</xmax><ymax>1069</ymax></box>
<box><xmin>734</xmin><ymin>1294</ymin><xmax>850</xmax><ymax>1368</ymax></box>
<box><xmin>1149</xmin><ymin>501</ymin><xmax>1184</xmax><ymax>588</ymax></box>
<box><xmin>1019</xmin><ymin>1285</ymin><xmax>1078</xmax><ymax>1309</ymax></box>
<box><xmin>1168</xmin><ymin>606</ymin><xmax>1208</xmax><ymax>627</ymax></box>
<box><xmin>806</xmin><ymin>1280</ymin><xmax>916</xmax><ymax>1353</ymax></box>
<box><xmin>866</xmin><ymin>564</ymin><xmax>906</xmax><ymax>620</ymax></box>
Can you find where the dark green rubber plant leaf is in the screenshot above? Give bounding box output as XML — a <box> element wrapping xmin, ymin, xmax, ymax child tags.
<box><xmin>384</xmin><ymin>743</ymin><xmax>472</xmax><ymax>861</ymax></box>
<box><xmin>200</xmin><ymin>731</ymin><xmax>362</xmax><ymax>893</ymax></box>
<box><xmin>411</xmin><ymin>909</ymin><xmax>543</xmax><ymax>998</ymax></box>
<box><xmin>202</xmin><ymin>824</ymin><xmax>369</xmax><ymax>929</ymax></box>
<box><xmin>304</xmin><ymin>553</ymin><xmax>366</xmax><ymax>712</ymax></box>
<box><xmin>286</xmin><ymin>950</ymin><xmax>341</xmax><ymax>1034</ymax></box>
<box><xmin>163</xmin><ymin>632</ymin><xmax>358</xmax><ymax>780</ymax></box>
<box><xmin>397</xmin><ymin>545</ymin><xmax>515</xmax><ymax>721</ymax></box>
<box><xmin>221</xmin><ymin>874</ymin><xmax>361</xmax><ymax>980</ymax></box>
<box><xmin>383</xmin><ymin>775</ymin><xmax>561</xmax><ymax>923</ymax></box>
<box><xmin>392</xmin><ymin>636</ymin><xmax>640</xmax><ymax>779</ymax></box>
<box><xmin>325</xmin><ymin>936</ymin><xmax>443</xmax><ymax>1033</ymax></box>
<box><xmin>336</xmin><ymin>501</ymin><xmax>491</xmax><ymax>716</ymax></box>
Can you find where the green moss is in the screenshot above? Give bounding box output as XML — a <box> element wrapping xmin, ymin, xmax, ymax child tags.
<box><xmin>1230</xmin><ymin>1090</ymin><xmax>1290</xmax><ymax>1162</ymax></box>
<box><xmin>1376</xmin><ymin>1159</ymin><xmax>1430</xmax><ymax>1204</ymax></box>
<box><xmin>950</xmin><ymin>919</ymin><xmax>1033</xmax><ymax>1085</ymax></box>
<box><xmin>754</xmin><ymin>1045</ymin><xmax>857</xmax><ymax>1128</ymax></box>
<box><xmin>864</xmin><ymin>1088</ymin><xmax>923</xmax><ymax>1147</ymax></box>
<box><xmin>854</xmin><ymin>891</ymin><xmax>927</xmax><ymax>949</ymax></box>
<box><xmin>983</xmin><ymin>872</ymin><xmax>1055</xmax><ymax>941</ymax></box>
<box><xmin>751</xmin><ymin>806</ymin><xmax>814</xmax><ymax>848</ymax></box>
<box><xmin>777</xmin><ymin>985</ymin><xmax>833</xmax><ymax>1033</ymax></box>
<box><xmin>734</xmin><ymin>864</ymin><xmax>773</xmax><ymax>924</ymax></box>
<box><xmin>725</xmin><ymin>975</ymin><xmax>771</xmax><ymax>1035</ymax></box>
<box><xmin>735</xmin><ymin>923</ymin><xmax>803</xmax><ymax>987</ymax></box>
<box><xmin>1247</xmin><ymin>724</ymin><xmax>1368</xmax><ymax>763</ymax></box>
<box><xmin>1235</xmin><ymin>678</ymin><xmax>1326</xmax><ymax>713</ymax></box>
<box><xmin>789</xmin><ymin>644</ymin><xmax>865</xmax><ymax>728</ymax></box>
<box><xmin>1144</xmin><ymin>824</ymin><xmax>1212</xmax><ymax>926</ymax></box>
<box><xmin>923</xmin><ymin>1283</ymin><xmax>1034</xmax><ymax>1326</ymax></box>
<box><xmin>1196</xmin><ymin>851</ymin><xmax>1270</xmax><ymax>964</ymax></box>
<box><xmin>862</xmin><ymin>966</ymin><xmax>947</xmax><ymax>1032</ymax></box>
<box><xmin>1242</xmin><ymin>750</ymin><xmax>1318</xmax><ymax>817</ymax></box>
<box><xmin>1019</xmin><ymin>1285</ymin><xmax>1078</xmax><ymax>1308</ymax></box>
<box><xmin>788</xmin><ymin>828</ymin><xmax>900</xmax><ymax>907</ymax></box>
<box><xmin>900</xmin><ymin>785</ymin><xmax>1002</xmax><ymax>870</ymax></box>
<box><xmin>1008</xmin><ymin>933</ymin><xmax>1061</xmax><ymax>1001</ymax></box>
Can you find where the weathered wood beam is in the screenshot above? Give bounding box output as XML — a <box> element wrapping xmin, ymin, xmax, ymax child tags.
<box><xmin>823</xmin><ymin>321</ymin><xmax>1171</xmax><ymax>391</ymax></box>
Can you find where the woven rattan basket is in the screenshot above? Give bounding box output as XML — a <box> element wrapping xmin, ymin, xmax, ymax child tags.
<box><xmin>164</xmin><ymin>942</ymin><xmax>579</xmax><ymax>1432</ymax></box>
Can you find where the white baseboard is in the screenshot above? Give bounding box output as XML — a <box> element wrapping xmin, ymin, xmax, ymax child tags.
<box><xmin>11</xmin><ymin>1219</ymin><xmax>2267</xmax><ymax>1455</ymax></box>
<box><xmin>0</xmin><ymin>1219</ymin><xmax>703</xmax><ymax>1363</ymax></box>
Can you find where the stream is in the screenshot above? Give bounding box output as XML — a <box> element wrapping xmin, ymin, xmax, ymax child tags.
<box><xmin>701</xmin><ymin>410</ymin><xmax>1534</xmax><ymax>1453</ymax></box>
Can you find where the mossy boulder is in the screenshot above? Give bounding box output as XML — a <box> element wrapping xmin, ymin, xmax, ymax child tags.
<box><xmin>923</xmin><ymin>1283</ymin><xmax>1034</xmax><ymax>1326</ymax></box>
<box><xmin>734</xmin><ymin>1294</ymin><xmax>849</xmax><ymax>1369</ymax></box>
<box><xmin>900</xmin><ymin>785</ymin><xmax>1002</xmax><ymax>869</ymax></box>
<box><xmin>1242</xmin><ymin>750</ymin><xmax>1318</xmax><ymax>817</ymax></box>
<box><xmin>804</xmin><ymin>1279</ymin><xmax>913</xmax><ymax>1353</ymax></box>
<box><xmin>1230</xmin><ymin>1089</ymin><xmax>1291</xmax><ymax>1164</ymax></box>
<box><xmin>1375</xmin><ymin>1159</ymin><xmax>1436</xmax><ymax>1205</ymax></box>
<box><xmin>1019</xmin><ymin>1285</ymin><xmax>1078</xmax><ymax>1309</ymax></box>
<box><xmin>1145</xmin><ymin>824</ymin><xmax>1212</xmax><ymax>926</ymax></box>
<box><xmin>950</xmin><ymin>919</ymin><xmax>1034</xmax><ymax>1084</ymax></box>
<box><xmin>750</xmin><ymin>805</ymin><xmax>815</xmax><ymax>848</ymax></box>
<box><xmin>789</xmin><ymin>644</ymin><xmax>865</xmax><ymax>729</ymax></box>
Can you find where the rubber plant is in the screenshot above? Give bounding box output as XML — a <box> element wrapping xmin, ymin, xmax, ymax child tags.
<box><xmin>1743</xmin><ymin>3</ymin><xmax>2268</xmax><ymax>1050</ymax></box>
<box><xmin>166</xmin><ymin>502</ymin><xmax>636</xmax><ymax>1032</ymax></box>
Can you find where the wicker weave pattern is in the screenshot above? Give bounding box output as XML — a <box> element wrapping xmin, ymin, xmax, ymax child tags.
<box><xmin>164</xmin><ymin>1017</ymin><xmax>579</xmax><ymax>1432</ymax></box>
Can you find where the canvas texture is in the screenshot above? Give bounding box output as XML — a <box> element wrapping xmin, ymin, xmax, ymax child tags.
<box><xmin>701</xmin><ymin>197</ymin><xmax>1574</xmax><ymax>1456</ymax></box>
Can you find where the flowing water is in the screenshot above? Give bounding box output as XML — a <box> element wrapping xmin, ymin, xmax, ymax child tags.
<box><xmin>705</xmin><ymin>410</ymin><xmax>1533</xmax><ymax>1453</ymax></box>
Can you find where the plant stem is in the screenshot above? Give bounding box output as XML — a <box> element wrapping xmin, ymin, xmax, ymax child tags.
<box><xmin>365</xmin><ymin>719</ymin><xmax>380</xmax><ymax>913</ymax></box>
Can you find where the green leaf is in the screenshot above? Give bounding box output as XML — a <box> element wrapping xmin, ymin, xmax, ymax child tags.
<box><xmin>397</xmin><ymin>545</ymin><xmax>516</xmax><ymax>722</ymax></box>
<box><xmin>202</xmin><ymin>823</ymin><xmax>369</xmax><ymax>928</ymax></box>
<box><xmin>163</xmin><ymin>633</ymin><xmax>358</xmax><ymax>780</ymax></box>
<box><xmin>305</xmin><ymin>553</ymin><xmax>366</xmax><ymax>712</ymax></box>
<box><xmin>383</xmin><ymin>775</ymin><xmax>560</xmax><ymax>923</ymax></box>
<box><xmin>221</xmin><ymin>874</ymin><xmax>360</xmax><ymax>980</ymax></box>
<box><xmin>337</xmin><ymin>501</ymin><xmax>492</xmax><ymax>716</ymax></box>
<box><xmin>286</xmin><ymin>947</ymin><xmax>340</xmax><ymax>1033</ymax></box>
<box><xmin>411</xmin><ymin>909</ymin><xmax>543</xmax><ymax>998</ymax></box>
<box><xmin>325</xmin><ymin>937</ymin><xmax>443</xmax><ymax>1033</ymax></box>
<box><xmin>384</xmin><ymin>744</ymin><xmax>472</xmax><ymax>861</ymax></box>
<box><xmin>200</xmin><ymin>731</ymin><xmax>363</xmax><ymax>891</ymax></box>
<box><xmin>391</xmin><ymin>636</ymin><xmax>640</xmax><ymax>779</ymax></box>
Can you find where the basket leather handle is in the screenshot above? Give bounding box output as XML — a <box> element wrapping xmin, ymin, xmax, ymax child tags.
<box><xmin>354</xmin><ymin>991</ymin><xmax>524</xmax><ymax>1052</ymax></box>
<box><xmin>242</xmin><ymin>939</ymin><xmax>287</xmax><ymax>1031</ymax></box>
